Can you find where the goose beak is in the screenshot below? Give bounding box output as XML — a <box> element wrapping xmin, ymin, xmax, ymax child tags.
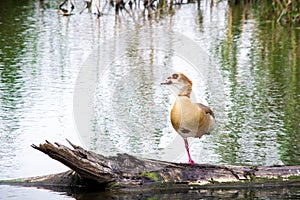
<box><xmin>161</xmin><ymin>79</ymin><xmax>172</xmax><ymax>85</ymax></box>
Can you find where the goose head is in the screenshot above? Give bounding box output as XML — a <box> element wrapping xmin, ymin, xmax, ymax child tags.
<box><xmin>161</xmin><ymin>72</ymin><xmax>193</xmax><ymax>98</ymax></box>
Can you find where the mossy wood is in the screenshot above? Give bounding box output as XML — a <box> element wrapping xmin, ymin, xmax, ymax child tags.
<box><xmin>2</xmin><ymin>140</ymin><xmax>300</xmax><ymax>191</ymax></box>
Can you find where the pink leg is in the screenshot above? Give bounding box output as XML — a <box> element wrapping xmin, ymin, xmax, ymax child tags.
<box><xmin>184</xmin><ymin>139</ymin><xmax>195</xmax><ymax>164</ymax></box>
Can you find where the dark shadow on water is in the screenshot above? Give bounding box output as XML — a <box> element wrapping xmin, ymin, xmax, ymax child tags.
<box><xmin>65</xmin><ymin>185</ymin><xmax>300</xmax><ymax>199</ymax></box>
<box><xmin>2</xmin><ymin>182</ymin><xmax>300</xmax><ymax>199</ymax></box>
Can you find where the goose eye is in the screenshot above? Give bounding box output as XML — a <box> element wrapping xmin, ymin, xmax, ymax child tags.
<box><xmin>172</xmin><ymin>73</ymin><xmax>179</xmax><ymax>79</ymax></box>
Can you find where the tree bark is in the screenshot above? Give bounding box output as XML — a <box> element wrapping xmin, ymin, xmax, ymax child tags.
<box><xmin>2</xmin><ymin>140</ymin><xmax>300</xmax><ymax>192</ymax></box>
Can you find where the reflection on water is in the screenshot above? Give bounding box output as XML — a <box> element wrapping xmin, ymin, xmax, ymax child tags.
<box><xmin>4</xmin><ymin>184</ymin><xmax>298</xmax><ymax>200</ymax></box>
<box><xmin>71</xmin><ymin>186</ymin><xmax>300</xmax><ymax>200</ymax></box>
<box><xmin>0</xmin><ymin>0</ymin><xmax>88</xmax><ymax>179</ymax></box>
<box><xmin>0</xmin><ymin>0</ymin><xmax>300</xmax><ymax>199</ymax></box>
<box><xmin>94</xmin><ymin>49</ymin><xmax>173</xmax><ymax>156</ymax></box>
<box><xmin>212</xmin><ymin>3</ymin><xmax>300</xmax><ymax>166</ymax></box>
<box><xmin>0</xmin><ymin>185</ymin><xmax>72</xmax><ymax>200</ymax></box>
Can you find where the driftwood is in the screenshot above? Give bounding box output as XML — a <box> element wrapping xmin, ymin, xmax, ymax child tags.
<box><xmin>2</xmin><ymin>140</ymin><xmax>300</xmax><ymax>193</ymax></box>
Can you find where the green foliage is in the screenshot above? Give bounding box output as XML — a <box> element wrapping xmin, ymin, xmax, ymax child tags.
<box><xmin>228</xmin><ymin>0</ymin><xmax>300</xmax><ymax>25</ymax></box>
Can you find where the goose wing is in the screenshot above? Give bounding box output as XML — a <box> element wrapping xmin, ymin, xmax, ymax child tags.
<box><xmin>196</xmin><ymin>103</ymin><xmax>215</xmax><ymax>118</ymax></box>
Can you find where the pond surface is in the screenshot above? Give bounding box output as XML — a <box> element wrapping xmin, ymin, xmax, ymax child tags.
<box><xmin>0</xmin><ymin>0</ymin><xmax>300</xmax><ymax>199</ymax></box>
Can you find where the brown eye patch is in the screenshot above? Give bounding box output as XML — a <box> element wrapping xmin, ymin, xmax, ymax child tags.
<box><xmin>172</xmin><ymin>73</ymin><xmax>179</xmax><ymax>79</ymax></box>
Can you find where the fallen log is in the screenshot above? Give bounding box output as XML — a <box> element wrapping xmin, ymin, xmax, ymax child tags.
<box><xmin>2</xmin><ymin>140</ymin><xmax>300</xmax><ymax>192</ymax></box>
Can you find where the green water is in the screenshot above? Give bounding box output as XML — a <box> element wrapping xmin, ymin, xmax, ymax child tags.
<box><xmin>0</xmin><ymin>0</ymin><xmax>300</xmax><ymax>199</ymax></box>
<box><xmin>215</xmin><ymin>3</ymin><xmax>300</xmax><ymax>166</ymax></box>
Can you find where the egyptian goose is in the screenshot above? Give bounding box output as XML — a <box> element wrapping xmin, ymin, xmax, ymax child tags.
<box><xmin>161</xmin><ymin>72</ymin><xmax>215</xmax><ymax>164</ymax></box>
